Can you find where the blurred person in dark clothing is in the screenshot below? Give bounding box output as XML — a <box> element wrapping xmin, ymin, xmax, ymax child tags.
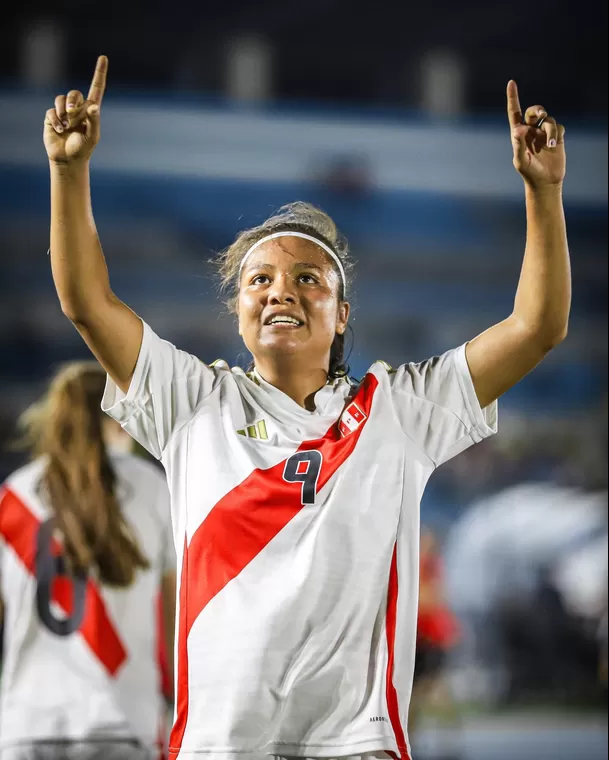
<box><xmin>411</xmin><ymin>527</ymin><xmax>463</xmax><ymax>760</ymax></box>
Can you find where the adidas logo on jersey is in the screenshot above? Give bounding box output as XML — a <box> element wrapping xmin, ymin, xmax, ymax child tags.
<box><xmin>236</xmin><ymin>420</ymin><xmax>269</xmax><ymax>440</ymax></box>
<box><xmin>338</xmin><ymin>401</ymin><xmax>367</xmax><ymax>438</ymax></box>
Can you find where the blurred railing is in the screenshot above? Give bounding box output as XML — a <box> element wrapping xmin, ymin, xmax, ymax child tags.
<box><xmin>0</xmin><ymin>91</ymin><xmax>606</xmax><ymax>202</ymax></box>
<box><xmin>0</xmin><ymin>91</ymin><xmax>605</xmax><ymax>423</ymax></box>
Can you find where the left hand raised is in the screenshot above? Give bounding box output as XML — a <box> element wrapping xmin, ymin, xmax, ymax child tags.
<box><xmin>507</xmin><ymin>80</ymin><xmax>566</xmax><ymax>189</ymax></box>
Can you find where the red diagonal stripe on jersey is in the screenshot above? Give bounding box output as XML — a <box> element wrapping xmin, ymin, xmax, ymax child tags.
<box><xmin>0</xmin><ymin>486</ymin><xmax>127</xmax><ymax>676</ymax></box>
<box><xmin>186</xmin><ymin>372</ymin><xmax>378</xmax><ymax>634</ymax></box>
<box><xmin>386</xmin><ymin>543</ymin><xmax>411</xmax><ymax>759</ymax></box>
<box><xmin>168</xmin><ymin>373</ymin><xmax>379</xmax><ymax>757</ymax></box>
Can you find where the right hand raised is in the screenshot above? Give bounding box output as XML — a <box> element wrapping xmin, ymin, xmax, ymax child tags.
<box><xmin>44</xmin><ymin>56</ymin><xmax>108</xmax><ymax>165</ymax></box>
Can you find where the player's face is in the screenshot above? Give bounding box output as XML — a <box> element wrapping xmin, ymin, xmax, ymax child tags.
<box><xmin>237</xmin><ymin>237</ymin><xmax>349</xmax><ymax>367</ymax></box>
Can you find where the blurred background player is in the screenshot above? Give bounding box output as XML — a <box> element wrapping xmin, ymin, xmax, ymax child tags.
<box><xmin>411</xmin><ymin>527</ymin><xmax>462</xmax><ymax>760</ymax></box>
<box><xmin>0</xmin><ymin>362</ymin><xmax>176</xmax><ymax>760</ymax></box>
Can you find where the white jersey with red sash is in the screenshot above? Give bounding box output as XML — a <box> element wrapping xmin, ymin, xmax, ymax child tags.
<box><xmin>102</xmin><ymin>321</ymin><xmax>497</xmax><ymax>760</ymax></box>
<box><xmin>0</xmin><ymin>452</ymin><xmax>175</xmax><ymax>751</ymax></box>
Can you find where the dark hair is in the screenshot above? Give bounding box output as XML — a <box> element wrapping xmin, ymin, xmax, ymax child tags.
<box><xmin>18</xmin><ymin>362</ymin><xmax>150</xmax><ymax>587</ymax></box>
<box><xmin>215</xmin><ymin>202</ymin><xmax>354</xmax><ymax>379</ymax></box>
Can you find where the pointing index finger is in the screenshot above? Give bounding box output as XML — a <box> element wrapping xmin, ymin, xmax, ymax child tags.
<box><xmin>87</xmin><ymin>55</ymin><xmax>108</xmax><ymax>105</ymax></box>
<box><xmin>506</xmin><ymin>80</ymin><xmax>522</xmax><ymax>128</ymax></box>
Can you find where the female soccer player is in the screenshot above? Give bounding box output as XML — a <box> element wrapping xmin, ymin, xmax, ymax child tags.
<box><xmin>0</xmin><ymin>363</ymin><xmax>176</xmax><ymax>760</ymax></box>
<box><xmin>42</xmin><ymin>56</ymin><xmax>570</xmax><ymax>760</ymax></box>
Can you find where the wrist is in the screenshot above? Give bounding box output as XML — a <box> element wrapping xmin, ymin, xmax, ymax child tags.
<box><xmin>49</xmin><ymin>159</ymin><xmax>90</xmax><ymax>180</ymax></box>
<box><xmin>524</xmin><ymin>180</ymin><xmax>564</xmax><ymax>199</ymax></box>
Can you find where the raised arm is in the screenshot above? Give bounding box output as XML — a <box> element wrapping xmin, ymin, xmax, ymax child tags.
<box><xmin>45</xmin><ymin>56</ymin><xmax>142</xmax><ymax>392</ymax></box>
<box><xmin>465</xmin><ymin>81</ymin><xmax>571</xmax><ymax>409</ymax></box>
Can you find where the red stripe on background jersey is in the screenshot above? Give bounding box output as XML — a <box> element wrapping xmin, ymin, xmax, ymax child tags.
<box><xmin>168</xmin><ymin>537</ymin><xmax>189</xmax><ymax>760</ymax></box>
<box><xmin>0</xmin><ymin>486</ymin><xmax>127</xmax><ymax>676</ymax></box>
<box><xmin>168</xmin><ymin>373</ymin><xmax>379</xmax><ymax>757</ymax></box>
<box><xmin>385</xmin><ymin>544</ymin><xmax>411</xmax><ymax>759</ymax></box>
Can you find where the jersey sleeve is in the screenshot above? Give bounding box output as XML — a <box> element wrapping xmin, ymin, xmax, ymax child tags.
<box><xmin>102</xmin><ymin>321</ymin><xmax>226</xmax><ymax>459</ymax></box>
<box><xmin>386</xmin><ymin>343</ymin><xmax>497</xmax><ymax>467</ymax></box>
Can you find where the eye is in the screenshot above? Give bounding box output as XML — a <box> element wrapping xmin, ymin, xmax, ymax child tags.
<box><xmin>298</xmin><ymin>273</ymin><xmax>319</xmax><ymax>284</ymax></box>
<box><xmin>251</xmin><ymin>274</ymin><xmax>271</xmax><ymax>285</ymax></box>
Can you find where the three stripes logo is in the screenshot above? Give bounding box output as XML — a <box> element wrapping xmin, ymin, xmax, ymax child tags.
<box><xmin>237</xmin><ymin>420</ymin><xmax>269</xmax><ymax>440</ymax></box>
<box><xmin>338</xmin><ymin>401</ymin><xmax>367</xmax><ymax>438</ymax></box>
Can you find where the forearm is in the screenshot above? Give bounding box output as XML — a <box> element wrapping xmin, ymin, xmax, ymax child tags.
<box><xmin>464</xmin><ymin>85</ymin><xmax>570</xmax><ymax>408</ymax></box>
<box><xmin>511</xmin><ymin>184</ymin><xmax>571</xmax><ymax>345</ymax></box>
<box><xmin>50</xmin><ymin>161</ymin><xmax>112</xmax><ymax>320</ymax></box>
<box><xmin>466</xmin><ymin>184</ymin><xmax>571</xmax><ymax>407</ymax></box>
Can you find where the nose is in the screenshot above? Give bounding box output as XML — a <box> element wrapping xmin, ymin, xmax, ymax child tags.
<box><xmin>267</xmin><ymin>273</ymin><xmax>298</xmax><ymax>305</ymax></box>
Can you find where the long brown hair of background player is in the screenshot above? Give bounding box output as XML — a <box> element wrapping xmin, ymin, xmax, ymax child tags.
<box><xmin>17</xmin><ymin>362</ymin><xmax>149</xmax><ymax>586</ymax></box>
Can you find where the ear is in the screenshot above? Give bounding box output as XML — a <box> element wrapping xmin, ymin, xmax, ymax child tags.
<box><xmin>234</xmin><ymin>296</ymin><xmax>242</xmax><ymax>336</ymax></box>
<box><xmin>335</xmin><ymin>300</ymin><xmax>350</xmax><ymax>335</ymax></box>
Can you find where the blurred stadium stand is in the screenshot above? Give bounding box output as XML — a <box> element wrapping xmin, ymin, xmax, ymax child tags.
<box><xmin>0</xmin><ymin>94</ymin><xmax>606</xmax><ymax>420</ymax></box>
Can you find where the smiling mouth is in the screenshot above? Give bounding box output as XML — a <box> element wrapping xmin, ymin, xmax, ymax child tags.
<box><xmin>264</xmin><ymin>316</ymin><xmax>304</xmax><ymax>328</ymax></box>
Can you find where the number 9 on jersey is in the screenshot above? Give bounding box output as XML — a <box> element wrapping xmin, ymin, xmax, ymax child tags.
<box><xmin>282</xmin><ymin>450</ymin><xmax>323</xmax><ymax>505</ymax></box>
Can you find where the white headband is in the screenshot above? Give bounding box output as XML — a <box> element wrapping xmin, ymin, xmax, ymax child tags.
<box><xmin>239</xmin><ymin>231</ymin><xmax>346</xmax><ymax>294</ymax></box>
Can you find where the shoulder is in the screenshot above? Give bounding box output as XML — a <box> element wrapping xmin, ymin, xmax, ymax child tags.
<box><xmin>366</xmin><ymin>349</ymin><xmax>462</xmax><ymax>376</ymax></box>
<box><xmin>366</xmin><ymin>360</ymin><xmax>398</xmax><ymax>377</ymax></box>
<box><xmin>366</xmin><ymin>348</ymin><xmax>465</xmax><ymax>390</ymax></box>
<box><xmin>186</xmin><ymin>357</ymin><xmax>253</xmax><ymax>392</ymax></box>
<box><xmin>1</xmin><ymin>459</ymin><xmax>49</xmax><ymax>529</ymax></box>
<box><xmin>139</xmin><ymin>322</ymin><xmax>236</xmax><ymax>388</ymax></box>
<box><xmin>3</xmin><ymin>458</ymin><xmax>46</xmax><ymax>497</ymax></box>
<box><xmin>213</xmin><ymin>363</ymin><xmax>273</xmax><ymax>408</ymax></box>
<box><xmin>362</xmin><ymin>360</ymin><xmax>400</xmax><ymax>393</ymax></box>
<box><xmin>207</xmin><ymin>360</ymin><xmax>252</xmax><ymax>391</ymax></box>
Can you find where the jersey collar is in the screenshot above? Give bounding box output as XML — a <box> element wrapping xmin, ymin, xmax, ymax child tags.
<box><xmin>251</xmin><ymin>368</ymin><xmax>349</xmax><ymax>418</ymax></box>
